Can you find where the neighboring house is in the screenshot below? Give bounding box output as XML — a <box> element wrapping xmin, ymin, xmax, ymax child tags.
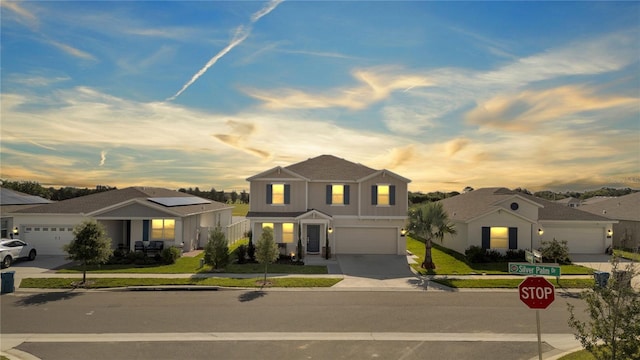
<box><xmin>9</xmin><ymin>187</ymin><xmax>237</xmax><ymax>255</ymax></box>
<box><xmin>579</xmin><ymin>192</ymin><xmax>640</xmax><ymax>251</ymax></box>
<box><xmin>555</xmin><ymin>197</ymin><xmax>582</xmax><ymax>208</ymax></box>
<box><xmin>438</xmin><ymin>188</ymin><xmax>616</xmax><ymax>255</ymax></box>
<box><xmin>246</xmin><ymin>155</ymin><xmax>410</xmax><ymax>256</ymax></box>
<box><xmin>0</xmin><ymin>188</ymin><xmax>53</xmax><ymax>238</ymax></box>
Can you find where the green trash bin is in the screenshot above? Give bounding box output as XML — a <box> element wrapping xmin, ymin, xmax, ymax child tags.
<box><xmin>1</xmin><ymin>271</ymin><xmax>16</xmax><ymax>294</ymax></box>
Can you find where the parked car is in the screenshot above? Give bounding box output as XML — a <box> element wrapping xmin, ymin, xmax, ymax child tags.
<box><xmin>0</xmin><ymin>238</ymin><xmax>37</xmax><ymax>268</ymax></box>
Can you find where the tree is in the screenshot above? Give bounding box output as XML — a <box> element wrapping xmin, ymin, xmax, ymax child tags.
<box><xmin>540</xmin><ymin>238</ymin><xmax>571</xmax><ymax>264</ymax></box>
<box><xmin>567</xmin><ymin>257</ymin><xmax>639</xmax><ymax>359</ymax></box>
<box><xmin>407</xmin><ymin>202</ymin><xmax>456</xmax><ymax>269</ymax></box>
<box><xmin>64</xmin><ymin>220</ymin><xmax>112</xmax><ymax>285</ymax></box>
<box><xmin>204</xmin><ymin>227</ymin><xmax>230</xmax><ymax>270</ymax></box>
<box><xmin>255</xmin><ymin>227</ymin><xmax>279</xmax><ymax>285</ymax></box>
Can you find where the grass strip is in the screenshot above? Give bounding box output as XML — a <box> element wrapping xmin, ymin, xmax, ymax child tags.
<box><xmin>431</xmin><ymin>278</ymin><xmax>595</xmax><ymax>289</ymax></box>
<box><xmin>20</xmin><ymin>277</ymin><xmax>341</xmax><ymax>289</ymax></box>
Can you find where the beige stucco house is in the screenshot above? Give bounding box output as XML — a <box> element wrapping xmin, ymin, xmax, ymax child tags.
<box><xmin>438</xmin><ymin>188</ymin><xmax>616</xmax><ymax>255</ymax></box>
<box><xmin>9</xmin><ymin>187</ymin><xmax>235</xmax><ymax>255</ymax></box>
<box><xmin>246</xmin><ymin>155</ymin><xmax>411</xmax><ymax>256</ymax></box>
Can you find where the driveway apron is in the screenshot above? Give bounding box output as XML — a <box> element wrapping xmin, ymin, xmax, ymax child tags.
<box><xmin>332</xmin><ymin>255</ymin><xmax>422</xmax><ymax>290</ymax></box>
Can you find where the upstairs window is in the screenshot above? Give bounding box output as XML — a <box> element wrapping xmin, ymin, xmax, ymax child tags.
<box><xmin>326</xmin><ymin>185</ymin><xmax>350</xmax><ymax>205</ymax></box>
<box><xmin>371</xmin><ymin>184</ymin><xmax>395</xmax><ymax>206</ymax></box>
<box><xmin>267</xmin><ymin>184</ymin><xmax>290</xmax><ymax>205</ymax></box>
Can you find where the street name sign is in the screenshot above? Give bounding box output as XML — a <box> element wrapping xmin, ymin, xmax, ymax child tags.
<box><xmin>518</xmin><ymin>276</ymin><xmax>555</xmax><ymax>310</ymax></box>
<box><xmin>509</xmin><ymin>262</ymin><xmax>561</xmax><ymax>277</ymax></box>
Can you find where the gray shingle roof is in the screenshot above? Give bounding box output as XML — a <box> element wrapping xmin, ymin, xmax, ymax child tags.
<box><xmin>285</xmin><ymin>155</ymin><xmax>378</xmax><ymax>181</ymax></box>
<box><xmin>439</xmin><ymin>187</ymin><xmax>611</xmax><ymax>222</ymax></box>
<box><xmin>0</xmin><ymin>188</ymin><xmax>52</xmax><ymax>205</ymax></box>
<box><xmin>11</xmin><ymin>187</ymin><xmax>231</xmax><ymax>216</ymax></box>
<box><xmin>579</xmin><ymin>192</ymin><xmax>640</xmax><ymax>221</ymax></box>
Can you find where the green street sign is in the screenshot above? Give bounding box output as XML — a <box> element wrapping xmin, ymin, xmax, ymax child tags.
<box><xmin>508</xmin><ymin>262</ymin><xmax>561</xmax><ymax>277</ymax></box>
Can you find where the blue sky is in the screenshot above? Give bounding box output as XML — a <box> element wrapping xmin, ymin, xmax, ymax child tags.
<box><xmin>1</xmin><ymin>1</ymin><xmax>638</xmax><ymax>193</ymax></box>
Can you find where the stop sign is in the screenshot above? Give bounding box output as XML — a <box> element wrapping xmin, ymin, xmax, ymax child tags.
<box><xmin>518</xmin><ymin>276</ymin><xmax>555</xmax><ymax>309</ymax></box>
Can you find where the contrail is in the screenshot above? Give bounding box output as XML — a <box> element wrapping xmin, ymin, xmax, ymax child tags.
<box><xmin>100</xmin><ymin>150</ymin><xmax>107</xmax><ymax>166</ymax></box>
<box><xmin>167</xmin><ymin>0</ymin><xmax>284</xmax><ymax>101</ymax></box>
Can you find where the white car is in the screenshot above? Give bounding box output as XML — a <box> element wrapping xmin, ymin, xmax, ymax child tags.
<box><xmin>0</xmin><ymin>238</ymin><xmax>37</xmax><ymax>268</ymax></box>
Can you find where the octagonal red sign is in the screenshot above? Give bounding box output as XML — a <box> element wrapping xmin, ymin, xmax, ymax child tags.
<box><xmin>518</xmin><ymin>276</ymin><xmax>555</xmax><ymax>309</ymax></box>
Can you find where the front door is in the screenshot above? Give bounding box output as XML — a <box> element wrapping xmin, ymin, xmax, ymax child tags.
<box><xmin>307</xmin><ymin>225</ymin><xmax>320</xmax><ymax>253</ymax></box>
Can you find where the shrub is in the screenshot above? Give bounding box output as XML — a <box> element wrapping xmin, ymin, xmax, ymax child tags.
<box><xmin>236</xmin><ymin>244</ymin><xmax>247</xmax><ymax>264</ymax></box>
<box><xmin>161</xmin><ymin>247</ymin><xmax>182</xmax><ymax>265</ymax></box>
<box><xmin>204</xmin><ymin>227</ymin><xmax>230</xmax><ymax>270</ymax></box>
<box><xmin>247</xmin><ymin>237</ymin><xmax>256</xmax><ymax>263</ymax></box>
<box><xmin>485</xmin><ymin>249</ymin><xmax>503</xmax><ymax>262</ymax></box>
<box><xmin>505</xmin><ymin>249</ymin><xmax>525</xmax><ymax>261</ymax></box>
<box><xmin>540</xmin><ymin>238</ymin><xmax>571</xmax><ymax>264</ymax></box>
<box><xmin>465</xmin><ymin>246</ymin><xmax>487</xmax><ymax>263</ymax></box>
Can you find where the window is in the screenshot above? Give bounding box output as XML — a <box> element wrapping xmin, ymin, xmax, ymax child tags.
<box><xmin>267</xmin><ymin>184</ymin><xmax>290</xmax><ymax>205</ymax></box>
<box><xmin>262</xmin><ymin>223</ymin><xmax>274</xmax><ymax>230</ymax></box>
<box><xmin>371</xmin><ymin>185</ymin><xmax>395</xmax><ymax>206</ymax></box>
<box><xmin>326</xmin><ymin>185</ymin><xmax>350</xmax><ymax>205</ymax></box>
<box><xmin>490</xmin><ymin>227</ymin><xmax>508</xmax><ymax>249</ymax></box>
<box><xmin>482</xmin><ymin>227</ymin><xmax>517</xmax><ymax>250</ymax></box>
<box><xmin>151</xmin><ymin>219</ymin><xmax>175</xmax><ymax>240</ymax></box>
<box><xmin>282</xmin><ymin>223</ymin><xmax>294</xmax><ymax>243</ymax></box>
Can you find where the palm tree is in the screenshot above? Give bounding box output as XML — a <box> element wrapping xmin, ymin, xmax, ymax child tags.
<box><xmin>407</xmin><ymin>202</ymin><xmax>456</xmax><ymax>269</ymax></box>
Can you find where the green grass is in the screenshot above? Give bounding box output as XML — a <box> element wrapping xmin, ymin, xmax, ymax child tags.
<box><xmin>431</xmin><ymin>278</ymin><xmax>595</xmax><ymax>289</ymax></box>
<box><xmin>58</xmin><ymin>248</ymin><xmax>327</xmax><ymax>275</ymax></box>
<box><xmin>558</xmin><ymin>349</ymin><xmax>595</xmax><ymax>360</ymax></box>
<box><xmin>232</xmin><ymin>203</ymin><xmax>249</xmax><ymax>216</ymax></box>
<box><xmin>20</xmin><ymin>277</ymin><xmax>341</xmax><ymax>289</ymax></box>
<box><xmin>407</xmin><ymin>236</ymin><xmax>593</xmax><ymax>276</ymax></box>
<box><xmin>614</xmin><ymin>249</ymin><xmax>640</xmax><ymax>261</ymax></box>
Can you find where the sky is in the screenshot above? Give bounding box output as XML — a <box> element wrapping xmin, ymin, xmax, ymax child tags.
<box><xmin>1</xmin><ymin>1</ymin><xmax>638</xmax><ymax>193</ymax></box>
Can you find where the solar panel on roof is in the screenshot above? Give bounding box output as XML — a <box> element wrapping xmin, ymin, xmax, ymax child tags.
<box><xmin>148</xmin><ymin>197</ymin><xmax>211</xmax><ymax>207</ymax></box>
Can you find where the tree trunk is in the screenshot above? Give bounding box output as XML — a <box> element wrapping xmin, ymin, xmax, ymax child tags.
<box><xmin>82</xmin><ymin>262</ymin><xmax>87</xmax><ymax>285</ymax></box>
<box><xmin>422</xmin><ymin>238</ymin><xmax>436</xmax><ymax>269</ymax></box>
<box><xmin>263</xmin><ymin>263</ymin><xmax>268</xmax><ymax>286</ymax></box>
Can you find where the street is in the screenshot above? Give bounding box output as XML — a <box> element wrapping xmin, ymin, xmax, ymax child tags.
<box><xmin>1</xmin><ymin>289</ymin><xmax>587</xmax><ymax>359</ymax></box>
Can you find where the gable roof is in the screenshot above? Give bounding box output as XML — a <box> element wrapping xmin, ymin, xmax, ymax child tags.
<box><xmin>11</xmin><ymin>187</ymin><xmax>231</xmax><ymax>217</ymax></box>
<box><xmin>439</xmin><ymin>187</ymin><xmax>612</xmax><ymax>222</ymax></box>
<box><xmin>248</xmin><ymin>155</ymin><xmax>411</xmax><ymax>183</ymax></box>
<box><xmin>579</xmin><ymin>192</ymin><xmax>640</xmax><ymax>222</ymax></box>
<box><xmin>0</xmin><ymin>188</ymin><xmax>52</xmax><ymax>205</ymax></box>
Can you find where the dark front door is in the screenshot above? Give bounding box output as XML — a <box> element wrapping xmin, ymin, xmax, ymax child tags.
<box><xmin>307</xmin><ymin>225</ymin><xmax>320</xmax><ymax>253</ymax></box>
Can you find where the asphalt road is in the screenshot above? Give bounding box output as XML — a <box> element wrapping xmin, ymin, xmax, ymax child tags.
<box><xmin>1</xmin><ymin>289</ymin><xmax>587</xmax><ymax>359</ymax></box>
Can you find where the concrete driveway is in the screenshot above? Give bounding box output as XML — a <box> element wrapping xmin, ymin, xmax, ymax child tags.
<box><xmin>571</xmin><ymin>254</ymin><xmax>639</xmax><ymax>290</ymax></box>
<box><xmin>332</xmin><ymin>255</ymin><xmax>424</xmax><ymax>290</ymax></box>
<box><xmin>1</xmin><ymin>255</ymin><xmax>71</xmax><ymax>287</ymax></box>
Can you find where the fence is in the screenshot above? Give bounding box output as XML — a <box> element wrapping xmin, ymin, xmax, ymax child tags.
<box><xmin>225</xmin><ymin>218</ymin><xmax>250</xmax><ymax>246</ymax></box>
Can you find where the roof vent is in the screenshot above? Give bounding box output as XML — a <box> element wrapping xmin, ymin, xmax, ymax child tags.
<box><xmin>602</xmin><ymin>210</ymin><xmax>607</xmax><ymax>214</ymax></box>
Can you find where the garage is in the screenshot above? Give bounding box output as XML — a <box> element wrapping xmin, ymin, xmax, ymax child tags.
<box><xmin>545</xmin><ymin>227</ymin><xmax>605</xmax><ymax>254</ymax></box>
<box><xmin>21</xmin><ymin>225</ymin><xmax>75</xmax><ymax>256</ymax></box>
<box><xmin>334</xmin><ymin>227</ymin><xmax>397</xmax><ymax>255</ymax></box>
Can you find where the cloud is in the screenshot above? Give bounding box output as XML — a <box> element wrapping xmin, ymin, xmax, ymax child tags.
<box><xmin>47</xmin><ymin>40</ymin><xmax>96</xmax><ymax>61</ymax></box>
<box><xmin>100</xmin><ymin>150</ymin><xmax>107</xmax><ymax>166</ymax></box>
<box><xmin>0</xmin><ymin>1</ymin><xmax>38</xmax><ymax>29</ymax></box>
<box><xmin>167</xmin><ymin>0</ymin><xmax>284</xmax><ymax>101</ymax></box>
<box><xmin>446</xmin><ymin>138</ymin><xmax>470</xmax><ymax>156</ymax></box>
<box><xmin>245</xmin><ymin>67</ymin><xmax>433</xmax><ymax>110</ymax></box>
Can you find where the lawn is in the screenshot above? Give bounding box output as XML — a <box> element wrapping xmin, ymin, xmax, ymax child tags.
<box><xmin>232</xmin><ymin>203</ymin><xmax>249</xmax><ymax>216</ymax></box>
<box><xmin>20</xmin><ymin>277</ymin><xmax>341</xmax><ymax>289</ymax></box>
<box><xmin>614</xmin><ymin>249</ymin><xmax>640</xmax><ymax>262</ymax></box>
<box><xmin>407</xmin><ymin>236</ymin><xmax>593</xmax><ymax>276</ymax></box>
<box><xmin>558</xmin><ymin>350</ymin><xmax>594</xmax><ymax>360</ymax></box>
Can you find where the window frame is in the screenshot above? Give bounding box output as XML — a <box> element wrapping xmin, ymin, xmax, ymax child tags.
<box><xmin>151</xmin><ymin>219</ymin><xmax>175</xmax><ymax>241</ymax></box>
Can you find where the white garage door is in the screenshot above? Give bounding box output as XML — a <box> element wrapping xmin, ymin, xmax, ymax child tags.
<box><xmin>547</xmin><ymin>227</ymin><xmax>604</xmax><ymax>254</ymax></box>
<box><xmin>335</xmin><ymin>227</ymin><xmax>397</xmax><ymax>255</ymax></box>
<box><xmin>22</xmin><ymin>225</ymin><xmax>75</xmax><ymax>255</ymax></box>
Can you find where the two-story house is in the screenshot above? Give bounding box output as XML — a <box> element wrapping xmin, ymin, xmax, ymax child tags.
<box><xmin>246</xmin><ymin>155</ymin><xmax>411</xmax><ymax>257</ymax></box>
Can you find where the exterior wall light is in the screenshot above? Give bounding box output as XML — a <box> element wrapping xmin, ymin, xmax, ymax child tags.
<box><xmin>328</xmin><ymin>227</ymin><xmax>333</xmax><ymax>234</ymax></box>
<box><xmin>538</xmin><ymin>228</ymin><xmax>544</xmax><ymax>236</ymax></box>
<box><xmin>607</xmin><ymin>229</ymin><xmax>613</xmax><ymax>237</ymax></box>
<box><xmin>400</xmin><ymin>228</ymin><xmax>407</xmax><ymax>237</ymax></box>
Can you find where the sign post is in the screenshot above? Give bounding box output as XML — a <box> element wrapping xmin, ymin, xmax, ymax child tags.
<box><xmin>518</xmin><ymin>276</ymin><xmax>555</xmax><ymax>360</ymax></box>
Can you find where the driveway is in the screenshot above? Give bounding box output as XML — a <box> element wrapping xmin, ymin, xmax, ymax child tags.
<box><xmin>571</xmin><ymin>254</ymin><xmax>640</xmax><ymax>290</ymax></box>
<box><xmin>1</xmin><ymin>255</ymin><xmax>71</xmax><ymax>287</ymax></box>
<box><xmin>332</xmin><ymin>255</ymin><xmax>424</xmax><ymax>290</ymax></box>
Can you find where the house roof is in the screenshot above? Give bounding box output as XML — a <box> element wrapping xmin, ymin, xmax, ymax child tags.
<box><xmin>578</xmin><ymin>192</ymin><xmax>640</xmax><ymax>222</ymax></box>
<box><xmin>248</xmin><ymin>154</ymin><xmax>411</xmax><ymax>183</ymax></box>
<box><xmin>0</xmin><ymin>188</ymin><xmax>52</xmax><ymax>205</ymax></box>
<box><xmin>439</xmin><ymin>187</ymin><xmax>612</xmax><ymax>223</ymax></box>
<box><xmin>10</xmin><ymin>187</ymin><xmax>231</xmax><ymax>217</ymax></box>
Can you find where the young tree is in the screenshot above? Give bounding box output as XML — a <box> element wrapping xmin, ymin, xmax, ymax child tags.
<box><xmin>255</xmin><ymin>227</ymin><xmax>279</xmax><ymax>285</ymax></box>
<box><xmin>204</xmin><ymin>227</ymin><xmax>230</xmax><ymax>270</ymax></box>
<box><xmin>407</xmin><ymin>202</ymin><xmax>456</xmax><ymax>269</ymax></box>
<box><xmin>540</xmin><ymin>238</ymin><xmax>571</xmax><ymax>264</ymax></box>
<box><xmin>64</xmin><ymin>220</ymin><xmax>112</xmax><ymax>285</ymax></box>
<box><xmin>567</xmin><ymin>257</ymin><xmax>640</xmax><ymax>360</ymax></box>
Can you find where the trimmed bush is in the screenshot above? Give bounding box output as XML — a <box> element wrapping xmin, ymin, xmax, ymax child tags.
<box><xmin>161</xmin><ymin>247</ymin><xmax>182</xmax><ymax>265</ymax></box>
<box><xmin>236</xmin><ymin>244</ymin><xmax>247</xmax><ymax>264</ymax></box>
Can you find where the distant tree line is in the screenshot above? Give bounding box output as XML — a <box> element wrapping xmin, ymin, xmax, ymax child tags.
<box><xmin>178</xmin><ymin>187</ymin><xmax>249</xmax><ymax>204</ymax></box>
<box><xmin>2</xmin><ymin>180</ymin><xmax>635</xmax><ymax>205</ymax></box>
